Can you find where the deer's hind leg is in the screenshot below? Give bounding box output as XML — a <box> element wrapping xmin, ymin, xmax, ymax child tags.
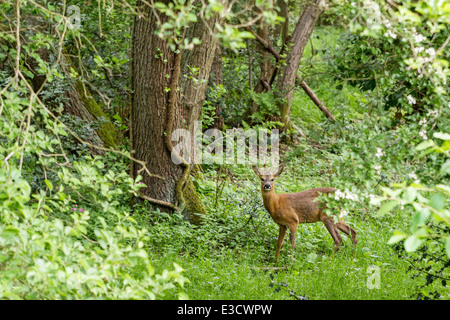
<box><xmin>336</xmin><ymin>221</ymin><xmax>357</xmax><ymax>245</ymax></box>
<box><xmin>287</xmin><ymin>222</ymin><xmax>298</xmax><ymax>251</ymax></box>
<box><xmin>321</xmin><ymin>216</ymin><xmax>342</xmax><ymax>252</ymax></box>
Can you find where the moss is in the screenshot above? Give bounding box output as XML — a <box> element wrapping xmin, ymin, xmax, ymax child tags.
<box><xmin>74</xmin><ymin>82</ymin><xmax>120</xmax><ymax>148</ymax></box>
<box><xmin>182</xmin><ymin>175</ymin><xmax>207</xmax><ymax>225</ymax></box>
<box><xmin>64</xmin><ymin>51</ymin><xmax>119</xmax><ymax>149</ymax></box>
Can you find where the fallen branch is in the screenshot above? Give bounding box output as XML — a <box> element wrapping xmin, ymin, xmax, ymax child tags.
<box><xmin>247</xmin><ymin>27</ymin><xmax>335</xmax><ymax>123</ymax></box>
<box><xmin>138</xmin><ymin>192</ymin><xmax>180</xmax><ymax>212</ymax></box>
<box><xmin>291</xmin><ymin>122</ymin><xmax>306</xmax><ymax>138</ymax></box>
<box><xmin>297</xmin><ymin>78</ymin><xmax>336</xmax><ymax>121</ymax></box>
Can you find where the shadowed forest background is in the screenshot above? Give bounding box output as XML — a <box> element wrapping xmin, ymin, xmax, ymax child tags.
<box><xmin>0</xmin><ymin>0</ymin><xmax>449</xmax><ymax>300</ymax></box>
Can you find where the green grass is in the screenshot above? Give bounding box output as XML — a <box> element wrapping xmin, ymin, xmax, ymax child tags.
<box><xmin>146</xmin><ymin>196</ymin><xmax>423</xmax><ymax>300</ymax></box>
<box><xmin>138</xmin><ymin>162</ymin><xmax>442</xmax><ymax>300</ymax></box>
<box><xmin>138</xmin><ymin>25</ymin><xmax>448</xmax><ymax>301</ymax></box>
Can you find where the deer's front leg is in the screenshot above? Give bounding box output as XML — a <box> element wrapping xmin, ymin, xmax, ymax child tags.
<box><xmin>288</xmin><ymin>223</ymin><xmax>298</xmax><ymax>251</ymax></box>
<box><xmin>275</xmin><ymin>225</ymin><xmax>287</xmax><ymax>262</ymax></box>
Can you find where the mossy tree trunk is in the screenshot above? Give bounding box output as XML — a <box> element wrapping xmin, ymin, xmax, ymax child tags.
<box><xmin>274</xmin><ymin>0</ymin><xmax>326</xmax><ymax>133</ymax></box>
<box><xmin>2</xmin><ymin>13</ymin><xmax>120</xmax><ymax>154</ymax></box>
<box><xmin>131</xmin><ymin>1</ymin><xmax>219</xmax><ymax>223</ymax></box>
<box><xmin>242</xmin><ymin>0</ymin><xmax>325</xmax><ymax>135</ymax></box>
<box><xmin>58</xmin><ymin>53</ymin><xmax>121</xmax><ymax>153</ymax></box>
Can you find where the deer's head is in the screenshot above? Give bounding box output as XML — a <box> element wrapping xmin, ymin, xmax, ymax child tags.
<box><xmin>252</xmin><ymin>165</ymin><xmax>285</xmax><ymax>192</ymax></box>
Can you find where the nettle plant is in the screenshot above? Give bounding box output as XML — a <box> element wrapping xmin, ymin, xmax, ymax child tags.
<box><xmin>377</xmin><ymin>134</ymin><xmax>450</xmax><ymax>255</ymax></box>
<box><xmin>318</xmin><ymin>0</ymin><xmax>450</xmax><ymax>229</ymax></box>
<box><xmin>0</xmin><ymin>91</ymin><xmax>189</xmax><ymax>299</ymax></box>
<box><xmin>322</xmin><ymin>0</ymin><xmax>449</xmax><ymax>295</ymax></box>
<box><xmin>0</xmin><ymin>3</ymin><xmax>188</xmax><ymax>299</ymax></box>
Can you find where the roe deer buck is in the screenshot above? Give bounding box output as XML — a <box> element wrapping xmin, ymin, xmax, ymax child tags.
<box><xmin>252</xmin><ymin>165</ymin><xmax>357</xmax><ymax>261</ymax></box>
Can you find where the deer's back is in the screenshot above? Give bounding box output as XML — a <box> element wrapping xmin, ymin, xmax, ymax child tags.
<box><xmin>278</xmin><ymin>188</ymin><xmax>336</xmax><ymax>223</ymax></box>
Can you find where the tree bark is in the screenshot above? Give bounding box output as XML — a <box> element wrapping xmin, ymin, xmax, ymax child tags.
<box><xmin>211</xmin><ymin>45</ymin><xmax>224</xmax><ymax>130</ymax></box>
<box><xmin>131</xmin><ymin>1</ymin><xmax>219</xmax><ymax>223</ymax></box>
<box><xmin>131</xmin><ymin>0</ymin><xmax>183</xmax><ymax>214</ymax></box>
<box><xmin>63</xmin><ymin>53</ymin><xmax>120</xmax><ymax>150</ymax></box>
<box><xmin>275</xmin><ymin>0</ymin><xmax>326</xmax><ymax>133</ymax></box>
<box><xmin>243</xmin><ymin>19</ymin><xmax>274</xmax><ymax>122</ymax></box>
<box><xmin>273</xmin><ymin>0</ymin><xmax>289</xmax><ymax>46</ymax></box>
<box><xmin>179</xmin><ymin>13</ymin><xmax>221</xmax><ymax>135</ymax></box>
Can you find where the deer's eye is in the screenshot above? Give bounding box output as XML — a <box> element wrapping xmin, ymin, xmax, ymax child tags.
<box><xmin>271</xmin><ymin>179</ymin><xmax>274</xmax><ymax>181</ymax></box>
<box><xmin>261</xmin><ymin>178</ymin><xmax>264</xmax><ymax>181</ymax></box>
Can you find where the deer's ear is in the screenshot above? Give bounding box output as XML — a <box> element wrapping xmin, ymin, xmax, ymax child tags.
<box><xmin>252</xmin><ymin>166</ymin><xmax>261</xmax><ymax>176</ymax></box>
<box><xmin>274</xmin><ymin>165</ymin><xmax>285</xmax><ymax>177</ymax></box>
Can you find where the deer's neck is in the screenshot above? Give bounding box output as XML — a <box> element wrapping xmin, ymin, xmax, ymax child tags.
<box><xmin>261</xmin><ymin>187</ymin><xmax>278</xmax><ymax>216</ymax></box>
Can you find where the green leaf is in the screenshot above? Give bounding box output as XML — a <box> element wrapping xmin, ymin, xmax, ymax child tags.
<box><xmin>44</xmin><ymin>179</ymin><xmax>53</xmax><ymax>191</ymax></box>
<box><xmin>388</xmin><ymin>232</ymin><xmax>407</xmax><ymax>245</ymax></box>
<box><xmin>404</xmin><ymin>235</ymin><xmax>424</xmax><ymax>252</ymax></box>
<box><xmin>440</xmin><ymin>160</ymin><xmax>450</xmax><ymax>175</ymax></box>
<box><xmin>402</xmin><ymin>187</ymin><xmax>417</xmax><ymax>202</ymax></box>
<box><xmin>378</xmin><ymin>200</ymin><xmax>398</xmax><ymax>216</ymax></box>
<box><xmin>415</xmin><ymin>140</ymin><xmax>434</xmax><ymax>151</ymax></box>
<box><xmin>306</xmin><ymin>252</ymin><xmax>318</xmax><ymax>263</ymax></box>
<box><xmin>95</xmin><ymin>161</ymin><xmax>104</xmax><ymax>169</ymax></box>
<box><xmin>446</xmin><ymin>237</ymin><xmax>450</xmax><ymax>259</ymax></box>
<box><xmin>429</xmin><ymin>193</ymin><xmax>445</xmax><ymax>211</ymax></box>
<box><xmin>410</xmin><ymin>209</ymin><xmax>430</xmax><ymax>232</ymax></box>
<box><xmin>433</xmin><ymin>132</ymin><xmax>450</xmax><ymax>141</ymax></box>
<box><xmin>436</xmin><ymin>184</ymin><xmax>450</xmax><ymax>195</ymax></box>
<box><xmin>2</xmin><ymin>226</ymin><xmax>20</xmax><ymax>240</ymax></box>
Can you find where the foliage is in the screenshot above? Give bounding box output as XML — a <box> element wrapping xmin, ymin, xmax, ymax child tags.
<box><xmin>330</xmin><ymin>0</ymin><xmax>449</xmax><ymax>118</ymax></box>
<box><xmin>219</xmin><ymin>52</ymin><xmax>253</xmax><ymax>128</ymax></box>
<box><xmin>306</xmin><ymin>0</ymin><xmax>450</xmax><ymax>299</ymax></box>
<box><xmin>0</xmin><ymin>165</ymin><xmax>188</xmax><ymax>299</ymax></box>
<box><xmin>375</xmin><ymin>133</ymin><xmax>450</xmax><ymax>299</ymax></box>
<box><xmin>0</xmin><ymin>86</ymin><xmax>188</xmax><ymax>299</ymax></box>
<box><xmin>201</xmin><ymin>83</ymin><xmax>226</xmax><ymax>129</ymax></box>
<box><xmin>0</xmin><ymin>0</ymin><xmax>188</xmax><ymax>299</ymax></box>
<box><xmin>248</xmin><ymin>91</ymin><xmax>284</xmax><ymax>129</ymax></box>
<box><xmin>0</xmin><ymin>0</ymin><xmax>449</xmax><ymax>301</ymax></box>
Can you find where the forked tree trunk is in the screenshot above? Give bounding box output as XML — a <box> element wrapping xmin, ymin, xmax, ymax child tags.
<box><xmin>131</xmin><ymin>1</ymin><xmax>219</xmax><ymax>223</ymax></box>
<box><xmin>179</xmin><ymin>12</ymin><xmax>221</xmax><ymax>135</ymax></box>
<box><xmin>242</xmin><ymin>18</ymin><xmax>274</xmax><ymax>123</ymax></box>
<box><xmin>273</xmin><ymin>0</ymin><xmax>289</xmax><ymax>46</ymax></box>
<box><xmin>275</xmin><ymin>0</ymin><xmax>326</xmax><ymax>132</ymax></box>
<box><xmin>131</xmin><ymin>0</ymin><xmax>184</xmax><ymax>213</ymax></box>
<box><xmin>7</xmin><ymin>14</ymin><xmax>119</xmax><ymax>154</ymax></box>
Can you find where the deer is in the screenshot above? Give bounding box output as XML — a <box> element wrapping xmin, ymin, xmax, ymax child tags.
<box><xmin>252</xmin><ymin>165</ymin><xmax>357</xmax><ymax>262</ymax></box>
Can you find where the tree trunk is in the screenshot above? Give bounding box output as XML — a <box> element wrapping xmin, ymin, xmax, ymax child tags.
<box><xmin>243</xmin><ymin>18</ymin><xmax>273</xmax><ymax>122</ymax></box>
<box><xmin>131</xmin><ymin>1</ymin><xmax>219</xmax><ymax>223</ymax></box>
<box><xmin>275</xmin><ymin>0</ymin><xmax>326</xmax><ymax>132</ymax></box>
<box><xmin>179</xmin><ymin>12</ymin><xmax>221</xmax><ymax>135</ymax></box>
<box><xmin>211</xmin><ymin>45</ymin><xmax>224</xmax><ymax>130</ymax></box>
<box><xmin>6</xmin><ymin>14</ymin><xmax>119</xmax><ymax>154</ymax></box>
<box><xmin>178</xmin><ymin>9</ymin><xmax>221</xmax><ymax>222</ymax></box>
<box><xmin>131</xmin><ymin>0</ymin><xmax>183</xmax><ymax>213</ymax></box>
<box><xmin>274</xmin><ymin>0</ymin><xmax>289</xmax><ymax>46</ymax></box>
<box><xmin>298</xmin><ymin>79</ymin><xmax>336</xmax><ymax>121</ymax></box>
<box><xmin>63</xmin><ymin>52</ymin><xmax>120</xmax><ymax>150</ymax></box>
